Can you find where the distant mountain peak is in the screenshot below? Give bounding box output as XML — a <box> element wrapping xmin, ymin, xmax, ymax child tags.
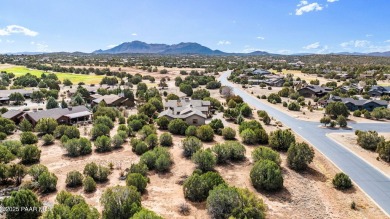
<box><xmin>94</xmin><ymin>41</ymin><xmax>225</xmax><ymax>55</ymax></box>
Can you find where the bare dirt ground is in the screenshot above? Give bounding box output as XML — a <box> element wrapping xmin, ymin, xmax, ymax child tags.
<box><xmin>3</xmin><ymin>67</ymin><xmax>386</xmax><ymax>218</ymax></box>
<box><xmin>328</xmin><ymin>132</ymin><xmax>390</xmax><ymax>177</ymax></box>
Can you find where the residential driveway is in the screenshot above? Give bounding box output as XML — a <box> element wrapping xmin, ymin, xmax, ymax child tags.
<box><xmin>219</xmin><ymin>70</ymin><xmax>390</xmax><ymax>216</ymax></box>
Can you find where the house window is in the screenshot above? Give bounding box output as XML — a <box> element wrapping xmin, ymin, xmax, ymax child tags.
<box><xmin>192</xmin><ymin>119</ymin><xmax>198</xmax><ymax>124</ymax></box>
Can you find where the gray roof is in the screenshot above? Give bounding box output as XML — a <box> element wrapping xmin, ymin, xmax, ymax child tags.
<box><xmin>66</xmin><ymin>111</ymin><xmax>92</xmax><ymax>119</ymax></box>
<box><xmin>1</xmin><ymin>110</ymin><xmax>24</xmax><ymax>119</ymax></box>
<box><xmin>26</xmin><ymin>106</ymin><xmax>90</xmax><ymax>122</ymax></box>
<box><xmin>92</xmin><ymin>94</ymin><xmax>124</xmax><ymax>105</ymax></box>
<box><xmin>0</xmin><ymin>89</ymin><xmax>37</xmax><ymax>98</ymax></box>
<box><xmin>299</xmin><ymin>85</ymin><xmax>333</xmax><ymax>93</ymax></box>
<box><xmin>165</xmin><ymin>99</ymin><xmax>210</xmax><ymax>109</ymax></box>
<box><xmin>329</xmin><ymin>96</ymin><xmax>388</xmax><ymax>107</ymax></box>
<box><xmin>159</xmin><ymin>107</ymin><xmax>207</xmax><ymax>119</ymax></box>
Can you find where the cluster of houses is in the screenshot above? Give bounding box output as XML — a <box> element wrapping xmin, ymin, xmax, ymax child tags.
<box><xmin>240</xmin><ymin>68</ymin><xmax>286</xmax><ymax>87</ymax></box>
<box><xmin>0</xmin><ymin>84</ymin><xmax>136</xmax><ymax>126</ymax></box>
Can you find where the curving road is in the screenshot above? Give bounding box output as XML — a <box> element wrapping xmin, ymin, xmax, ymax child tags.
<box><xmin>219</xmin><ymin>71</ymin><xmax>390</xmax><ymax>216</ymax></box>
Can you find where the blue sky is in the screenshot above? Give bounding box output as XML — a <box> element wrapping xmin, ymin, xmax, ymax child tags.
<box><xmin>0</xmin><ymin>0</ymin><xmax>389</xmax><ymax>54</ymax></box>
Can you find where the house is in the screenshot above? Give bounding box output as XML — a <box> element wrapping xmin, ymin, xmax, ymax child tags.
<box><xmin>244</xmin><ymin>68</ymin><xmax>271</xmax><ymax>76</ymax></box>
<box><xmin>25</xmin><ymin>106</ymin><xmax>92</xmax><ymax>126</ymax></box>
<box><xmin>297</xmin><ymin>85</ymin><xmax>333</xmax><ymax>98</ymax></box>
<box><xmin>1</xmin><ymin>110</ymin><xmax>25</xmax><ymax>124</ymax></box>
<box><xmin>158</xmin><ymin>98</ymin><xmax>211</xmax><ymax>125</ymax></box>
<box><xmin>91</xmin><ymin>94</ymin><xmax>134</xmax><ymax>108</ymax></box>
<box><xmin>368</xmin><ymin>86</ymin><xmax>390</xmax><ymax>97</ymax></box>
<box><xmin>321</xmin><ymin>95</ymin><xmax>388</xmax><ymax>111</ymax></box>
<box><xmin>340</xmin><ymin>83</ymin><xmax>364</xmax><ymax>94</ymax></box>
<box><xmin>0</xmin><ymin>89</ymin><xmax>36</xmax><ymax>105</ymax></box>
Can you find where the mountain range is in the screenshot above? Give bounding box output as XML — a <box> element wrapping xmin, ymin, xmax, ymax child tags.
<box><xmin>92</xmin><ymin>41</ymin><xmax>390</xmax><ymax>57</ymax></box>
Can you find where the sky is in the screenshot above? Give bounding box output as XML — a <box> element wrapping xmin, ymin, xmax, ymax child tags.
<box><xmin>0</xmin><ymin>0</ymin><xmax>390</xmax><ymax>54</ymax></box>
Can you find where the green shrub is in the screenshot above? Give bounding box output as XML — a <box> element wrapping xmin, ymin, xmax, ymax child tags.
<box><xmin>221</xmin><ymin>127</ymin><xmax>236</xmax><ymax>140</ymax></box>
<box><xmin>182</xmin><ymin>137</ymin><xmax>203</xmax><ymax>158</ymax></box>
<box><xmin>192</xmin><ymin>149</ymin><xmax>216</xmax><ymax>172</ymax></box>
<box><xmin>240</xmin><ymin>128</ymin><xmax>257</xmax><ymax>145</ymax></box>
<box><xmin>145</xmin><ymin>134</ymin><xmax>159</xmax><ymax>149</ymax></box>
<box><xmin>83</xmin><ymin>176</ymin><xmax>96</xmax><ymax>193</ymax></box>
<box><xmin>66</xmin><ymin>171</ymin><xmax>83</xmax><ymax>187</ymax></box>
<box><xmin>159</xmin><ymin>133</ymin><xmax>173</xmax><ymax>147</ymax></box>
<box><xmin>212</xmin><ymin>141</ymin><xmax>246</xmax><ymax>164</ymax></box>
<box><xmin>20</xmin><ymin>145</ymin><xmax>41</xmax><ymax>164</ymax></box>
<box><xmin>168</xmin><ymin>119</ymin><xmax>188</xmax><ymax>135</ymax></box>
<box><xmin>38</xmin><ymin>171</ymin><xmax>58</xmax><ymax>193</ymax></box>
<box><xmin>287</xmin><ymin>102</ymin><xmax>300</xmax><ymax>111</ymax></box>
<box><xmin>376</xmin><ymin>140</ymin><xmax>390</xmax><ymax>162</ymax></box>
<box><xmin>287</xmin><ymin>142</ymin><xmax>315</xmax><ymax>171</ymax></box>
<box><xmin>95</xmin><ymin>136</ymin><xmax>112</xmax><ymax>152</ymax></box>
<box><xmin>111</xmin><ymin>134</ymin><xmax>124</xmax><ymax>148</ymax></box>
<box><xmin>332</xmin><ymin>173</ymin><xmax>352</xmax><ymax>190</ymax></box>
<box><xmin>20</xmin><ymin>131</ymin><xmax>38</xmax><ymax>144</ymax></box>
<box><xmin>269</xmin><ymin>129</ymin><xmax>296</xmax><ymax>151</ymax></box>
<box><xmin>206</xmin><ymin>185</ymin><xmax>266</xmax><ymax>219</ymax></box>
<box><xmin>134</xmin><ymin>141</ymin><xmax>148</xmax><ymax>155</ymax></box>
<box><xmin>126</xmin><ymin>173</ymin><xmax>148</xmax><ymax>193</ymax></box>
<box><xmin>129</xmin><ymin>162</ymin><xmax>148</xmax><ymax>176</ymax></box>
<box><xmin>196</xmin><ymin>125</ymin><xmax>214</xmax><ymax>142</ymax></box>
<box><xmin>28</xmin><ymin>164</ymin><xmax>48</xmax><ymax>181</ymax></box>
<box><xmin>183</xmin><ymin>171</ymin><xmax>225</xmax><ymax>202</ymax></box>
<box><xmin>252</xmin><ymin>146</ymin><xmax>281</xmax><ymax>165</ymax></box>
<box><xmin>356</xmin><ymin>130</ymin><xmax>384</xmax><ymax>150</ymax></box>
<box><xmin>42</xmin><ymin>134</ymin><xmax>55</xmax><ymax>146</ymax></box>
<box><xmin>353</xmin><ymin>110</ymin><xmax>361</xmax><ymax>117</ymax></box>
<box><xmin>91</xmin><ymin>124</ymin><xmax>110</xmax><ymax>140</ymax></box>
<box><xmin>250</xmin><ymin>160</ymin><xmax>283</xmax><ymax>191</ymax></box>
<box><xmin>185</xmin><ymin>125</ymin><xmax>197</xmax><ymax>137</ymax></box>
<box><xmin>132</xmin><ymin>208</ymin><xmax>163</xmax><ymax>219</ymax></box>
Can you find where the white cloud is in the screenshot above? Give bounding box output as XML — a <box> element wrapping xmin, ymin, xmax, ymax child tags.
<box><xmin>317</xmin><ymin>45</ymin><xmax>329</xmax><ymax>54</ymax></box>
<box><xmin>0</xmin><ymin>39</ymin><xmax>2</xmax><ymax>43</ymax></box>
<box><xmin>0</xmin><ymin>25</ymin><xmax>38</xmax><ymax>36</ymax></box>
<box><xmin>217</xmin><ymin>40</ymin><xmax>231</xmax><ymax>45</ymax></box>
<box><xmin>297</xmin><ymin>0</ymin><xmax>308</xmax><ymax>6</ymax></box>
<box><xmin>131</xmin><ymin>33</ymin><xmax>137</xmax><ymax>36</ymax></box>
<box><xmin>365</xmin><ymin>34</ymin><xmax>373</xmax><ymax>37</ymax></box>
<box><xmin>31</xmin><ymin>41</ymin><xmax>49</xmax><ymax>52</ymax></box>
<box><xmin>327</xmin><ymin>0</ymin><xmax>338</xmax><ymax>2</ymax></box>
<box><xmin>303</xmin><ymin>42</ymin><xmax>321</xmax><ymax>49</ymax></box>
<box><xmin>340</xmin><ymin>40</ymin><xmax>371</xmax><ymax>48</ymax></box>
<box><xmin>256</xmin><ymin>36</ymin><xmax>265</xmax><ymax>40</ymax></box>
<box><xmin>107</xmin><ymin>44</ymin><xmax>118</xmax><ymax>48</ymax></box>
<box><xmin>296</xmin><ymin>2</ymin><xmax>323</xmax><ymax>15</ymax></box>
<box><xmin>354</xmin><ymin>40</ymin><xmax>370</xmax><ymax>48</ymax></box>
<box><xmin>384</xmin><ymin>40</ymin><xmax>390</xmax><ymax>43</ymax></box>
<box><xmin>6</xmin><ymin>40</ymin><xmax>14</xmax><ymax>43</ymax></box>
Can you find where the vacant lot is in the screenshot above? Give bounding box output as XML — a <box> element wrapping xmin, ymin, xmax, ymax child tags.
<box><xmin>1</xmin><ymin>65</ymin><xmax>106</xmax><ymax>84</ymax></box>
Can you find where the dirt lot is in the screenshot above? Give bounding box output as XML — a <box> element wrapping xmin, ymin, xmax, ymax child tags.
<box><xmin>2</xmin><ymin>67</ymin><xmax>387</xmax><ymax>218</ymax></box>
<box><xmin>16</xmin><ymin>109</ymin><xmax>386</xmax><ymax>219</ymax></box>
<box><xmin>328</xmin><ymin>132</ymin><xmax>390</xmax><ymax>177</ymax></box>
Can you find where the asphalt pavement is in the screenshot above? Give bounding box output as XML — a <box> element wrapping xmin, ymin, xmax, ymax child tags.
<box><xmin>219</xmin><ymin>71</ymin><xmax>390</xmax><ymax>216</ymax></box>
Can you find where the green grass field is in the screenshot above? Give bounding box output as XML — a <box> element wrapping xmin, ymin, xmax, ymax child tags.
<box><xmin>2</xmin><ymin>66</ymin><xmax>105</xmax><ymax>84</ymax></box>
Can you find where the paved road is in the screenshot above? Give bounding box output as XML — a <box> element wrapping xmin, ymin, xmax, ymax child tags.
<box><xmin>219</xmin><ymin>71</ymin><xmax>390</xmax><ymax>216</ymax></box>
